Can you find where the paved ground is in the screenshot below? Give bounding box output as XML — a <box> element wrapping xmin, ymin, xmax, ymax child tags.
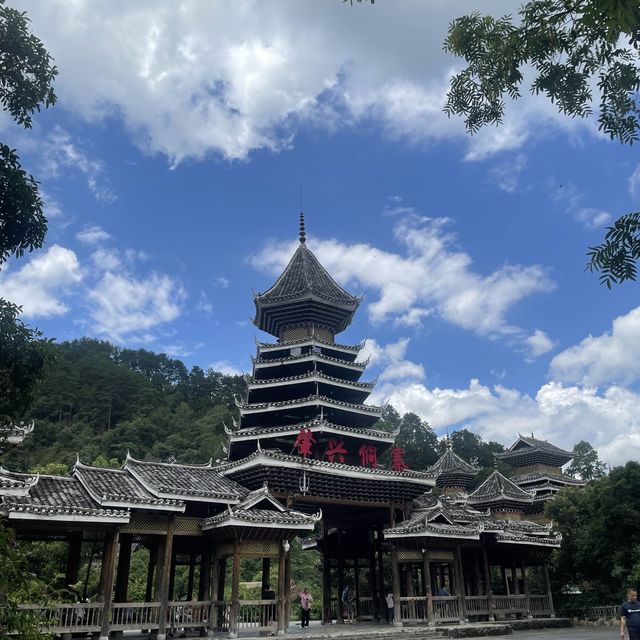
<box><xmin>512</xmin><ymin>629</ymin><xmax>616</xmax><ymax>639</ymax></box>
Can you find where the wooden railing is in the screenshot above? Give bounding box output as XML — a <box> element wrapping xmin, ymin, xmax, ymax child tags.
<box><xmin>211</xmin><ymin>600</ymin><xmax>231</xmax><ymax>631</ymax></box>
<box><xmin>357</xmin><ymin>596</ymin><xmax>375</xmax><ymax>620</ymax></box>
<box><xmin>111</xmin><ymin>602</ymin><xmax>161</xmax><ymax>629</ymax></box>
<box><xmin>493</xmin><ymin>594</ymin><xmax>528</xmax><ymax>614</ymax></box>
<box><xmin>167</xmin><ymin>601</ymin><xmax>210</xmax><ymax>629</ymax></box>
<box><xmin>529</xmin><ymin>594</ymin><xmax>553</xmax><ymax>617</ymax></box>
<box><xmin>18</xmin><ymin>603</ymin><xmax>104</xmax><ymax>633</ymax></box>
<box><xmin>465</xmin><ymin>595</ymin><xmax>489</xmax><ymax>616</ymax></box>
<box><xmin>237</xmin><ymin>599</ymin><xmax>279</xmax><ymax>631</ymax></box>
<box><xmin>432</xmin><ymin>596</ymin><xmax>460</xmax><ymax>622</ymax></box>
<box><xmin>399</xmin><ymin>596</ymin><xmax>426</xmax><ymax>621</ymax></box>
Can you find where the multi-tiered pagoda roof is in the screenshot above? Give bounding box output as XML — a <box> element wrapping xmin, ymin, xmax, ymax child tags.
<box><xmin>467</xmin><ymin>469</ymin><xmax>534</xmax><ymax>513</ymax></box>
<box><xmin>428</xmin><ymin>445</ymin><xmax>480</xmax><ymax>491</ymax></box>
<box><xmin>226</xmin><ymin>214</ymin><xmax>435</xmax><ymax>504</ymax></box>
<box><xmin>497</xmin><ymin>435</ymin><xmax>586</xmax><ymax>514</ymax></box>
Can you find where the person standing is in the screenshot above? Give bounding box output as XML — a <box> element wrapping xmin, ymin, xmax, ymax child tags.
<box><xmin>385</xmin><ymin>590</ymin><xmax>394</xmax><ymax>624</ymax></box>
<box><xmin>621</xmin><ymin>589</ymin><xmax>640</xmax><ymax>640</ymax></box>
<box><xmin>299</xmin><ymin>588</ymin><xmax>313</xmax><ymax>628</ymax></box>
<box><xmin>341</xmin><ymin>585</ymin><xmax>353</xmax><ymax>623</ymax></box>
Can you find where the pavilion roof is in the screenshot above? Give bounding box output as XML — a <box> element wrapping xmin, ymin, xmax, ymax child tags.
<box><xmin>0</xmin><ymin>466</ymin><xmax>39</xmax><ymax>497</ymax></box>
<box><xmin>0</xmin><ymin>420</ymin><xmax>35</xmax><ymax>447</ymax></box>
<box><xmin>1</xmin><ymin>473</ymin><xmax>129</xmax><ymax>523</ymax></box>
<box><xmin>74</xmin><ymin>460</ymin><xmax>185</xmax><ymax>511</ymax></box>
<box><xmin>428</xmin><ymin>448</ymin><xmax>480</xmax><ymax>488</ymax></box>
<box><xmin>124</xmin><ymin>454</ymin><xmax>245</xmax><ymax>503</ymax></box>
<box><xmin>467</xmin><ymin>470</ymin><xmax>535</xmax><ymax>506</ymax></box>
<box><xmin>513</xmin><ymin>471</ymin><xmax>586</xmax><ymax>486</ymax></box>
<box><xmin>202</xmin><ymin>485</ymin><xmax>318</xmax><ymax>531</ymax></box>
<box><xmin>496</xmin><ymin>435</ymin><xmax>573</xmax><ymax>466</ymax></box>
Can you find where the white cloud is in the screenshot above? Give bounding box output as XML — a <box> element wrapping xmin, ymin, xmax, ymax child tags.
<box><xmin>36</xmin><ymin>127</ymin><xmax>116</xmax><ymax>203</ymax></box>
<box><xmin>629</xmin><ymin>164</ymin><xmax>640</xmax><ymax>199</ymax></box>
<box><xmin>550</xmin><ymin>181</ymin><xmax>612</xmax><ymax>230</ymax></box>
<box><xmin>76</xmin><ymin>225</ymin><xmax>111</xmax><ymax>245</ymax></box>
<box><xmin>489</xmin><ymin>154</ymin><xmax>528</xmax><ymax>193</ymax></box>
<box><xmin>0</xmin><ymin>245</ymin><xmax>82</xmax><ymax>317</ymax></box>
<box><xmin>359</xmin><ymin>337</ymin><xmax>425</xmax><ymax>383</ymax></box>
<box><xmin>210</xmin><ymin>360</ymin><xmax>244</xmax><ymax>376</ymax></box>
<box><xmin>88</xmin><ymin>271</ymin><xmax>186</xmax><ymax>342</ymax></box>
<box><xmin>550</xmin><ymin>306</ymin><xmax>640</xmax><ymax>386</ymax></box>
<box><xmin>12</xmin><ymin>1</ymin><xmax>605</xmax><ymax>165</ymax></box>
<box><xmin>251</xmin><ymin>213</ymin><xmax>554</xmax><ymax>348</ymax></box>
<box><xmin>574</xmin><ymin>207</ymin><xmax>612</xmax><ymax>230</ymax></box>
<box><xmin>380</xmin><ymin>377</ymin><xmax>640</xmax><ymax>467</ymax></box>
<box><xmin>524</xmin><ymin>329</ymin><xmax>555</xmax><ymax>361</ymax></box>
<box><xmin>214</xmin><ymin>276</ymin><xmax>230</xmax><ymax>288</ymax></box>
<box><xmin>91</xmin><ymin>248</ymin><xmax>121</xmax><ymax>271</ymax></box>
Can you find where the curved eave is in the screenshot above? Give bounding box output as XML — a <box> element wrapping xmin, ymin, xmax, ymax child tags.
<box><xmin>496</xmin><ymin>450</ymin><xmax>573</xmax><ymax>467</ymax></box>
<box><xmin>385</xmin><ymin>524</ymin><xmax>480</xmax><ymax>540</ymax></box>
<box><xmin>253</xmin><ymin>352</ymin><xmax>368</xmax><ymax>373</ymax></box>
<box><xmin>467</xmin><ymin>493</ymin><xmax>534</xmax><ymax>506</ymax></box>
<box><xmin>202</xmin><ymin>515</ymin><xmax>315</xmax><ymax>532</ymax></box>
<box><xmin>238</xmin><ymin>394</ymin><xmax>382</xmax><ymax>417</ymax></box>
<box><xmin>248</xmin><ymin>371</ymin><xmax>374</xmax><ymax>392</ymax></box>
<box><xmin>4</xmin><ymin>505</ymin><xmax>129</xmax><ymax>524</ymax></box>
<box><xmin>218</xmin><ymin>450</ymin><xmax>436</xmax><ymax>485</ymax></box>
<box><xmin>496</xmin><ymin>533</ymin><xmax>562</xmax><ymax>548</ymax></box>
<box><xmin>228</xmin><ymin>420</ymin><xmax>398</xmax><ymax>444</ymax></box>
<box><xmin>257</xmin><ymin>338</ymin><xmax>364</xmax><ymax>357</ymax></box>
<box><xmin>254</xmin><ymin>296</ymin><xmax>358</xmax><ymax>337</ymax></box>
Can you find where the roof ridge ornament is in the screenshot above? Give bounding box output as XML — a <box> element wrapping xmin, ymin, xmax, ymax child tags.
<box><xmin>299</xmin><ymin>211</ymin><xmax>306</xmax><ymax>244</ymax></box>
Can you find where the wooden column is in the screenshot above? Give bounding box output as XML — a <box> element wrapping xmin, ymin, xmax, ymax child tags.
<box><xmin>473</xmin><ymin>552</ymin><xmax>482</xmax><ymax>596</ymax></box>
<box><xmin>544</xmin><ymin>564</ymin><xmax>555</xmax><ymax>617</ymax></box>
<box><xmin>229</xmin><ymin>543</ymin><xmax>241</xmax><ymax>637</ymax></box>
<box><xmin>208</xmin><ymin>554</ymin><xmax>221</xmax><ymax>633</ymax></box>
<box><xmin>481</xmin><ymin>539</ymin><xmax>494</xmax><ymax>622</ymax></box>
<box><xmin>354</xmin><ymin>558</ymin><xmax>360</xmax><ymax>620</ymax></box>
<box><xmin>521</xmin><ymin>562</ymin><xmax>532</xmax><ymax>618</ymax></box>
<box><xmin>199</xmin><ymin>545</ymin><xmax>212</xmax><ymax>601</ymax></box>
<box><xmin>368</xmin><ymin>543</ymin><xmax>379</xmax><ymax>621</ymax></box>
<box><xmin>336</xmin><ymin>542</ymin><xmax>345</xmax><ymax>625</ymax></box>
<box><xmin>423</xmin><ymin>550</ymin><xmax>434</xmax><ymax>626</ymax></box>
<box><xmin>156</xmin><ymin>516</ymin><xmax>175</xmax><ymax>640</ymax></box>
<box><xmin>168</xmin><ymin>551</ymin><xmax>177</xmax><ymax>600</ymax></box>
<box><xmin>501</xmin><ymin>566</ymin><xmax>508</xmax><ymax>595</ymax></box>
<box><xmin>99</xmin><ymin>528</ymin><xmax>120</xmax><ymax>640</ymax></box>
<box><xmin>277</xmin><ymin>543</ymin><xmax>286</xmax><ymax>634</ymax></box>
<box><xmin>145</xmin><ymin>544</ymin><xmax>156</xmax><ymax>602</ymax></box>
<box><xmin>65</xmin><ymin>531</ymin><xmax>83</xmax><ymax>586</ymax></box>
<box><xmin>262</xmin><ymin>558</ymin><xmax>271</xmax><ymax>596</ymax></box>
<box><xmin>114</xmin><ymin>535</ymin><xmax>132</xmax><ymax>603</ymax></box>
<box><xmin>511</xmin><ymin>563</ymin><xmax>520</xmax><ymax>595</ymax></box>
<box><xmin>186</xmin><ymin>553</ymin><xmax>196</xmax><ymax>601</ymax></box>
<box><xmin>376</xmin><ymin>529</ymin><xmax>385</xmax><ymax>621</ymax></box>
<box><xmin>390</xmin><ymin>544</ymin><xmax>402</xmax><ymax>626</ymax></box>
<box><xmin>284</xmin><ymin>543</ymin><xmax>292</xmax><ymax>630</ymax></box>
<box><xmin>455</xmin><ymin>545</ymin><xmax>467</xmax><ymax>622</ymax></box>
<box><xmin>321</xmin><ymin>549</ymin><xmax>331</xmax><ymax>624</ymax></box>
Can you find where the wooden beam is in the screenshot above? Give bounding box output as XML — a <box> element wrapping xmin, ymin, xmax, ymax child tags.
<box><xmin>455</xmin><ymin>545</ymin><xmax>467</xmax><ymax>622</ymax></box>
<box><xmin>423</xmin><ymin>550</ymin><xmax>434</xmax><ymax>625</ymax></box>
<box><xmin>277</xmin><ymin>542</ymin><xmax>286</xmax><ymax>633</ymax></box>
<box><xmin>390</xmin><ymin>543</ymin><xmax>402</xmax><ymax>626</ymax></box>
<box><xmin>114</xmin><ymin>534</ymin><xmax>132</xmax><ymax>603</ymax></box>
<box><xmin>229</xmin><ymin>542</ymin><xmax>241</xmax><ymax>637</ymax></box>
<box><xmin>544</xmin><ymin>564</ymin><xmax>555</xmax><ymax>618</ymax></box>
<box><xmin>65</xmin><ymin>531</ymin><xmax>83</xmax><ymax>586</ymax></box>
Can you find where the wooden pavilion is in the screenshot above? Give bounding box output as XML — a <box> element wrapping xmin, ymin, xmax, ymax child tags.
<box><xmin>1</xmin><ymin>215</ymin><xmax>575</xmax><ymax>637</ymax></box>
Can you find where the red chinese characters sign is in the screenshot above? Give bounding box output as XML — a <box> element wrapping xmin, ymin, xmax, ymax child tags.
<box><xmin>325</xmin><ymin>439</ymin><xmax>348</xmax><ymax>463</ymax></box>
<box><xmin>359</xmin><ymin>443</ymin><xmax>377</xmax><ymax>469</ymax></box>
<box><xmin>390</xmin><ymin>446</ymin><xmax>408</xmax><ymax>472</ymax></box>
<box><xmin>294</xmin><ymin>427</ymin><xmax>316</xmax><ymax>458</ymax></box>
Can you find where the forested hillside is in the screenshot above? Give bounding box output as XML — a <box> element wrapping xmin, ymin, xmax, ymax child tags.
<box><xmin>3</xmin><ymin>338</ymin><xmax>245</xmax><ymax>473</ymax></box>
<box><xmin>4</xmin><ymin>337</ymin><xmax>512</xmax><ymax>484</ymax></box>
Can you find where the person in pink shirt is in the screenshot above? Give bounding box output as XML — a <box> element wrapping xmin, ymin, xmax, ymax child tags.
<box><xmin>299</xmin><ymin>588</ymin><xmax>313</xmax><ymax>628</ymax></box>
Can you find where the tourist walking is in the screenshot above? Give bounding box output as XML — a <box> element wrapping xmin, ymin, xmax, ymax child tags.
<box><xmin>341</xmin><ymin>584</ymin><xmax>353</xmax><ymax>623</ymax></box>
<box><xmin>385</xmin><ymin>590</ymin><xmax>394</xmax><ymax>624</ymax></box>
<box><xmin>299</xmin><ymin>587</ymin><xmax>313</xmax><ymax>628</ymax></box>
<box><xmin>621</xmin><ymin>589</ymin><xmax>640</xmax><ymax>640</ymax></box>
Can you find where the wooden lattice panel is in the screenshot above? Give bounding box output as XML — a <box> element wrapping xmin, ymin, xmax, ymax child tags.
<box><xmin>121</xmin><ymin>516</ymin><xmax>168</xmax><ymax>535</ymax></box>
<box><xmin>240</xmin><ymin>541</ymin><xmax>279</xmax><ymax>557</ymax></box>
<box><xmin>174</xmin><ymin>517</ymin><xmax>203</xmax><ymax>536</ymax></box>
<box><xmin>398</xmin><ymin>550</ymin><xmax>422</xmax><ymax>561</ymax></box>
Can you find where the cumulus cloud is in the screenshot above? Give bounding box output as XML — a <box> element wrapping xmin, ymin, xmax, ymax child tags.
<box><xmin>210</xmin><ymin>360</ymin><xmax>244</xmax><ymax>376</ymax></box>
<box><xmin>359</xmin><ymin>337</ymin><xmax>425</xmax><ymax>383</ymax></box>
<box><xmin>549</xmin><ymin>306</ymin><xmax>640</xmax><ymax>386</ymax></box>
<box><xmin>524</xmin><ymin>329</ymin><xmax>555</xmax><ymax>361</ymax></box>
<box><xmin>251</xmin><ymin>213</ymin><xmax>554</xmax><ymax>348</ymax></box>
<box><xmin>550</xmin><ymin>181</ymin><xmax>612</xmax><ymax>230</ymax></box>
<box><xmin>88</xmin><ymin>272</ymin><xmax>186</xmax><ymax>342</ymax></box>
<box><xmin>0</xmin><ymin>245</ymin><xmax>83</xmax><ymax>317</ymax></box>
<box><xmin>488</xmin><ymin>154</ymin><xmax>528</xmax><ymax>193</ymax></box>
<box><xmin>379</xmin><ymin>377</ymin><xmax>640</xmax><ymax>466</ymax></box>
<box><xmin>12</xmin><ymin>0</ymin><xmax>603</xmax><ymax>165</ymax></box>
<box><xmin>76</xmin><ymin>225</ymin><xmax>111</xmax><ymax>245</ymax></box>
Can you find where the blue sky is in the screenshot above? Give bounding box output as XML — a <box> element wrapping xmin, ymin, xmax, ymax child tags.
<box><xmin>2</xmin><ymin>0</ymin><xmax>640</xmax><ymax>465</ymax></box>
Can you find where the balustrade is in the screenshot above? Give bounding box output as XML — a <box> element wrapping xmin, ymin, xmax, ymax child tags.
<box><xmin>431</xmin><ymin>596</ymin><xmax>460</xmax><ymax>622</ymax></box>
<box><xmin>18</xmin><ymin>602</ymin><xmax>104</xmax><ymax>634</ymax></box>
<box><xmin>237</xmin><ymin>599</ymin><xmax>279</xmax><ymax>631</ymax></box>
<box><xmin>529</xmin><ymin>594</ymin><xmax>553</xmax><ymax>617</ymax></box>
<box><xmin>111</xmin><ymin>602</ymin><xmax>161</xmax><ymax>629</ymax></box>
<box><xmin>464</xmin><ymin>595</ymin><xmax>489</xmax><ymax>616</ymax></box>
<box><xmin>357</xmin><ymin>596</ymin><xmax>374</xmax><ymax>620</ymax></box>
<box><xmin>399</xmin><ymin>596</ymin><xmax>426</xmax><ymax>621</ymax></box>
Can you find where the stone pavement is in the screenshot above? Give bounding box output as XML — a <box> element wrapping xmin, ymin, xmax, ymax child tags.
<box><xmin>511</xmin><ymin>628</ymin><xmax>615</xmax><ymax>639</ymax></box>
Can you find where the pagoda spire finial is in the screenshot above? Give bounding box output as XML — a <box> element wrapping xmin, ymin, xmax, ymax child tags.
<box><xmin>299</xmin><ymin>211</ymin><xmax>306</xmax><ymax>244</ymax></box>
